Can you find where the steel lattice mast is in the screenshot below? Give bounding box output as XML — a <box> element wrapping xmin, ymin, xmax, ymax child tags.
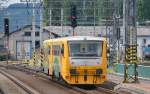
<box><xmin>123</xmin><ymin>0</ymin><xmax>138</xmax><ymax>83</ymax></box>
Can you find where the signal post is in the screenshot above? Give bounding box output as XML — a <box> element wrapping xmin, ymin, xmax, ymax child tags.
<box><xmin>70</xmin><ymin>5</ymin><xmax>77</xmax><ymax>36</ymax></box>
<box><xmin>4</xmin><ymin>18</ymin><xmax>9</xmax><ymax>65</ymax></box>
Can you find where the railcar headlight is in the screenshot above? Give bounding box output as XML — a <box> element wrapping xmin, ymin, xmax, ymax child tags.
<box><xmin>71</xmin><ymin>62</ymin><xmax>74</xmax><ymax>64</ymax></box>
<box><xmin>70</xmin><ymin>69</ymin><xmax>76</xmax><ymax>75</ymax></box>
<box><xmin>96</xmin><ymin>69</ymin><xmax>102</xmax><ymax>74</ymax></box>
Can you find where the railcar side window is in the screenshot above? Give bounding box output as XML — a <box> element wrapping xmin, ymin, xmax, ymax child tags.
<box><xmin>61</xmin><ymin>44</ymin><xmax>64</xmax><ymax>56</ymax></box>
<box><xmin>48</xmin><ymin>46</ymin><xmax>51</xmax><ymax>55</ymax></box>
<box><xmin>53</xmin><ymin>45</ymin><xmax>60</xmax><ymax>56</ymax></box>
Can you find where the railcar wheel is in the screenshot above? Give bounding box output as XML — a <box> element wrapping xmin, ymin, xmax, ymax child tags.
<box><xmin>58</xmin><ymin>72</ymin><xmax>62</xmax><ymax>81</ymax></box>
<box><xmin>52</xmin><ymin>70</ymin><xmax>55</xmax><ymax>80</ymax></box>
<box><xmin>42</xmin><ymin>67</ymin><xmax>44</xmax><ymax>72</ymax></box>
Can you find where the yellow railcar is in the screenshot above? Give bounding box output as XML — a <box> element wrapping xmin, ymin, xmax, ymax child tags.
<box><xmin>43</xmin><ymin>36</ymin><xmax>107</xmax><ymax>85</ymax></box>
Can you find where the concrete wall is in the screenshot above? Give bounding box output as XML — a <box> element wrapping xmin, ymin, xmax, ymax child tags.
<box><xmin>114</xmin><ymin>63</ymin><xmax>150</xmax><ymax>79</ymax></box>
<box><xmin>0</xmin><ymin>32</ymin><xmax>4</xmax><ymax>47</ymax></box>
<box><xmin>44</xmin><ymin>26</ymin><xmax>109</xmax><ymax>37</ymax></box>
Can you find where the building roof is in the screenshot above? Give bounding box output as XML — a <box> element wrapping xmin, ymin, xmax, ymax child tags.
<box><xmin>43</xmin><ymin>29</ymin><xmax>60</xmax><ymax>38</ymax></box>
<box><xmin>9</xmin><ymin>25</ymin><xmax>40</xmax><ymax>35</ymax></box>
<box><xmin>2</xmin><ymin>25</ymin><xmax>60</xmax><ymax>38</ymax></box>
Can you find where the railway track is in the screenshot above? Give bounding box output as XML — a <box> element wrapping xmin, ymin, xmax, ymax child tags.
<box><xmin>0</xmin><ymin>63</ymin><xmax>122</xmax><ymax>94</ymax></box>
<box><xmin>7</xmin><ymin>64</ymin><xmax>119</xmax><ymax>94</ymax></box>
<box><xmin>0</xmin><ymin>89</ymin><xmax>4</xmax><ymax>94</ymax></box>
<box><xmin>0</xmin><ymin>68</ymin><xmax>40</xmax><ymax>94</ymax></box>
<box><xmin>96</xmin><ymin>86</ymin><xmax>119</xmax><ymax>94</ymax></box>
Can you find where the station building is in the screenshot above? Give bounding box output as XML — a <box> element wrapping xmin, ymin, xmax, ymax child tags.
<box><xmin>3</xmin><ymin>25</ymin><xmax>59</xmax><ymax>60</ymax></box>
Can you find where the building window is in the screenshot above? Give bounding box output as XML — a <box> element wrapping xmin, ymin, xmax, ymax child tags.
<box><xmin>26</xmin><ymin>52</ymin><xmax>30</xmax><ymax>56</ymax></box>
<box><xmin>143</xmin><ymin>39</ymin><xmax>146</xmax><ymax>44</ymax></box>
<box><xmin>35</xmin><ymin>41</ymin><xmax>40</xmax><ymax>48</ymax></box>
<box><xmin>35</xmin><ymin>32</ymin><xmax>40</xmax><ymax>36</ymax></box>
<box><xmin>17</xmin><ymin>52</ymin><xmax>20</xmax><ymax>56</ymax></box>
<box><xmin>24</xmin><ymin>32</ymin><xmax>31</xmax><ymax>36</ymax></box>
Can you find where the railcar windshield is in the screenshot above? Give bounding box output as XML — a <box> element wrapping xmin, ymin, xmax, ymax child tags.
<box><xmin>69</xmin><ymin>41</ymin><xmax>102</xmax><ymax>57</ymax></box>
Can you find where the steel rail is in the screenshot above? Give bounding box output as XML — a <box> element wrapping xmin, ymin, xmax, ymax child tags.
<box><xmin>0</xmin><ymin>68</ymin><xmax>40</xmax><ymax>94</ymax></box>
<box><xmin>1</xmin><ymin>64</ymin><xmax>119</xmax><ymax>94</ymax></box>
<box><xmin>96</xmin><ymin>86</ymin><xmax>119</xmax><ymax>94</ymax></box>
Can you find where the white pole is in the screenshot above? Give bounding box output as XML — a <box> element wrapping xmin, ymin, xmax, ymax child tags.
<box><xmin>49</xmin><ymin>9</ymin><xmax>52</xmax><ymax>38</ymax></box>
<box><xmin>94</xmin><ymin>4</ymin><xmax>96</xmax><ymax>36</ymax></box>
<box><xmin>32</xmin><ymin>2</ymin><xmax>35</xmax><ymax>51</ymax></box>
<box><xmin>40</xmin><ymin>5</ymin><xmax>43</xmax><ymax>47</ymax></box>
<box><xmin>61</xmin><ymin>8</ymin><xmax>63</xmax><ymax>37</ymax></box>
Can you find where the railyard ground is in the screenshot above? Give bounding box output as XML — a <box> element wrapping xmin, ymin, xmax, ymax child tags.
<box><xmin>0</xmin><ymin>61</ymin><xmax>150</xmax><ymax>94</ymax></box>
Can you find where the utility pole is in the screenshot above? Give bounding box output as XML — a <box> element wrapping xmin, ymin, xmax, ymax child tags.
<box><xmin>40</xmin><ymin>2</ymin><xmax>43</xmax><ymax>47</ymax></box>
<box><xmin>32</xmin><ymin>1</ymin><xmax>35</xmax><ymax>51</ymax></box>
<box><xmin>114</xmin><ymin>0</ymin><xmax>120</xmax><ymax>64</ymax></box>
<box><xmin>123</xmin><ymin>0</ymin><xmax>129</xmax><ymax>83</ymax></box>
<box><xmin>61</xmin><ymin>8</ymin><xmax>63</xmax><ymax>37</ymax></box>
<box><xmin>93</xmin><ymin>1</ymin><xmax>96</xmax><ymax>36</ymax></box>
<box><xmin>39</xmin><ymin>0</ymin><xmax>43</xmax><ymax>67</ymax></box>
<box><xmin>49</xmin><ymin>8</ymin><xmax>52</xmax><ymax>38</ymax></box>
<box><xmin>123</xmin><ymin>0</ymin><xmax>138</xmax><ymax>83</ymax></box>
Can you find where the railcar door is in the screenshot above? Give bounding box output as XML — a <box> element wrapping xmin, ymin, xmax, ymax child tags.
<box><xmin>52</xmin><ymin>45</ymin><xmax>61</xmax><ymax>78</ymax></box>
<box><xmin>43</xmin><ymin>46</ymin><xmax>50</xmax><ymax>74</ymax></box>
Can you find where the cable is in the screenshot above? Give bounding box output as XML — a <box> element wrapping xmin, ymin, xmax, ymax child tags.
<box><xmin>26</xmin><ymin>0</ymin><xmax>30</xmax><ymax>15</ymax></box>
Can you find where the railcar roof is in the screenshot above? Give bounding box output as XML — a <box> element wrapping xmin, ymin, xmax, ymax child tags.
<box><xmin>43</xmin><ymin>36</ymin><xmax>106</xmax><ymax>46</ymax></box>
<box><xmin>63</xmin><ymin>36</ymin><xmax>106</xmax><ymax>41</ymax></box>
<box><xmin>45</xmin><ymin>36</ymin><xmax>106</xmax><ymax>42</ymax></box>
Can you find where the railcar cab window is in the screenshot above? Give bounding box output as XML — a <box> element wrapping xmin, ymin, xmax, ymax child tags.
<box><xmin>69</xmin><ymin>41</ymin><xmax>102</xmax><ymax>57</ymax></box>
<box><xmin>48</xmin><ymin>46</ymin><xmax>51</xmax><ymax>55</ymax></box>
<box><xmin>61</xmin><ymin>44</ymin><xmax>64</xmax><ymax>56</ymax></box>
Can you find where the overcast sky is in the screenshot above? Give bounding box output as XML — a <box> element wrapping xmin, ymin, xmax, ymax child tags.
<box><xmin>1</xmin><ymin>0</ymin><xmax>42</xmax><ymax>6</ymax></box>
<box><xmin>0</xmin><ymin>0</ymin><xmax>20</xmax><ymax>6</ymax></box>
<box><xmin>8</xmin><ymin>0</ymin><xmax>20</xmax><ymax>4</ymax></box>
<box><xmin>9</xmin><ymin>0</ymin><xmax>20</xmax><ymax>3</ymax></box>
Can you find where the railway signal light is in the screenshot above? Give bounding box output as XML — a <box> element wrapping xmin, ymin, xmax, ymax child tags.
<box><xmin>4</xmin><ymin>18</ymin><xmax>9</xmax><ymax>36</ymax></box>
<box><xmin>70</xmin><ymin>5</ymin><xmax>77</xmax><ymax>28</ymax></box>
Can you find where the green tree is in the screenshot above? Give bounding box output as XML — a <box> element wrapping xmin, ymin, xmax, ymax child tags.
<box><xmin>43</xmin><ymin>0</ymin><xmax>50</xmax><ymax>26</ymax></box>
<box><xmin>143</xmin><ymin>0</ymin><xmax>150</xmax><ymax>20</ymax></box>
<box><xmin>137</xmin><ymin>0</ymin><xmax>144</xmax><ymax>21</ymax></box>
